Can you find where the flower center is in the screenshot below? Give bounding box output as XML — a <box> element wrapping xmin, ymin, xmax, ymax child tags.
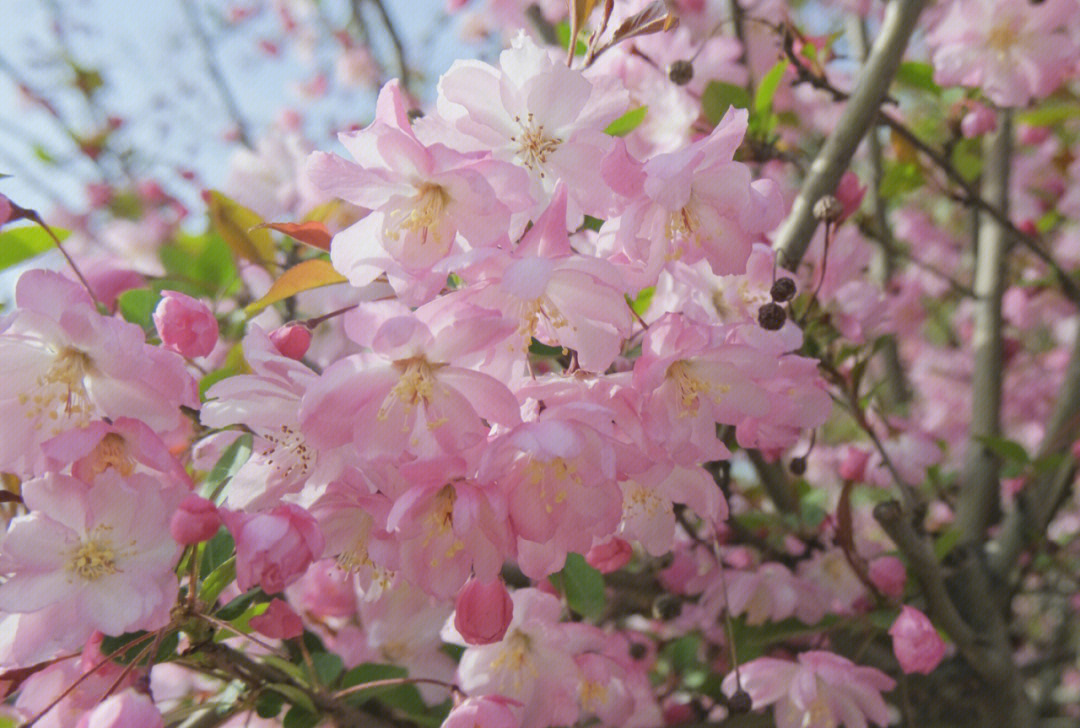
<box><xmin>67</xmin><ymin>536</ymin><xmax>118</xmax><ymax>580</ymax></box>
<box><xmin>378</xmin><ymin>358</ymin><xmax>439</xmax><ymax>421</ymax></box>
<box><xmin>90</xmin><ymin>433</ymin><xmax>135</xmax><ymax>476</ymax></box>
<box><xmin>387</xmin><ymin>183</ymin><xmax>450</xmax><ymax>242</ymax></box>
<box><xmin>23</xmin><ymin>347</ymin><xmax>94</xmax><ymax>430</ymax></box>
<box><xmin>512</xmin><ymin>113</ymin><xmax>561</xmax><ymax>176</ymax></box>
<box><xmin>666</xmin><ymin>360</ymin><xmax>710</xmax><ymax>412</ymax></box>
<box><xmin>260</xmin><ymin>424</ymin><xmax>314</xmax><ymax>479</ymax></box>
<box><xmin>986</xmin><ymin>23</ymin><xmax>1016</xmax><ymax>54</ymax></box>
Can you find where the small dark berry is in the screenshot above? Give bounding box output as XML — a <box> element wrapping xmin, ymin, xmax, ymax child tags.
<box><xmin>652</xmin><ymin>594</ymin><xmax>683</xmax><ymax>621</ymax></box>
<box><xmin>628</xmin><ymin>642</ymin><xmax>648</xmax><ymax>660</ymax></box>
<box><xmin>789</xmin><ymin>456</ymin><xmax>807</xmax><ymax>475</ymax></box>
<box><xmin>667</xmin><ymin>59</ymin><xmax>694</xmax><ymax>85</ymax></box>
<box><xmin>770</xmin><ymin>276</ymin><xmax>797</xmax><ymax>302</ymax></box>
<box><xmin>728</xmin><ymin>689</ymin><xmax>753</xmax><ymax>714</ymax></box>
<box><xmin>758</xmin><ymin>302</ymin><xmax>786</xmax><ymax>330</ymax></box>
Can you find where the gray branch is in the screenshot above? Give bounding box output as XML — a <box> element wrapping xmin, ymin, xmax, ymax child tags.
<box><xmin>774</xmin><ymin>0</ymin><xmax>927</xmax><ymax>271</ymax></box>
<box><xmin>955</xmin><ymin>111</ymin><xmax>1013</xmax><ymax>542</ymax></box>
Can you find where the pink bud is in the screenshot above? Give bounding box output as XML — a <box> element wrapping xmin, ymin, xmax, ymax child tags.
<box><xmin>889</xmin><ymin>606</ymin><xmax>946</xmax><ymax>674</ymax></box>
<box><xmin>221</xmin><ymin>504</ymin><xmax>324</xmax><ymax>594</ymax></box>
<box><xmin>443</xmin><ymin>696</ymin><xmax>520</xmax><ymax>728</ymax></box>
<box><xmin>586</xmin><ymin>537</ymin><xmax>633</xmax><ymax>573</ymax></box>
<box><xmin>835</xmin><ymin>171</ymin><xmax>865</xmax><ymax>223</ymax></box>
<box><xmin>960</xmin><ymin>104</ymin><xmax>997</xmax><ymax>138</ymax></box>
<box><xmin>454</xmin><ymin>578</ymin><xmax>513</xmax><ymax>645</ymax></box>
<box><xmin>838</xmin><ymin>446</ymin><xmax>871</xmax><ymax>482</ymax></box>
<box><xmin>153</xmin><ymin>290</ymin><xmax>219</xmax><ymax>358</ymax></box>
<box><xmin>250</xmin><ymin>598</ymin><xmax>304</xmax><ymax>640</ymax></box>
<box><xmin>0</xmin><ymin>194</ymin><xmax>11</xmax><ymax>226</ymax></box>
<box><xmin>1018</xmin><ymin>124</ymin><xmax>1050</xmax><ymax>146</ymax></box>
<box><xmin>269</xmin><ymin>324</ymin><xmax>312</xmax><ymax>360</ymax></box>
<box><xmin>868</xmin><ymin>555</ymin><xmax>906</xmax><ymax>599</ymax></box>
<box><xmin>85</xmin><ymin>182</ymin><xmax>113</xmax><ymax>209</ymax></box>
<box><xmin>170</xmin><ymin>494</ymin><xmax>221</xmax><ymax>545</ymax></box>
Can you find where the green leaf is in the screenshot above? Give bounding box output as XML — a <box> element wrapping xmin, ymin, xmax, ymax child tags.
<box><xmin>199</xmin><ymin>557</ymin><xmax>236</xmax><ymax>606</ymax></box>
<box><xmin>0</xmin><ymin>225</ymin><xmax>67</xmax><ymax>270</ymax></box>
<box><xmin>266</xmin><ymin>684</ymin><xmax>317</xmax><ymax>716</ymax></box>
<box><xmin>199</xmin><ymin>528</ymin><xmax>235</xmax><ymax>574</ymax></box>
<box><xmin>255</xmin><ymin>690</ymin><xmax>285</xmax><ymax>719</ymax></box>
<box><xmin>628</xmin><ymin>287</ymin><xmax>654</xmax><ymax>317</ymax></box>
<box><xmin>282</xmin><ymin>706</ymin><xmax>319</xmax><ymax>728</ymax></box>
<box><xmin>205</xmin><ymin>191</ymin><xmax>277</xmax><ymax>268</ymax></box>
<box><xmin>310</xmin><ymin>652</ymin><xmax>344</xmax><ymax>686</ymax></box>
<box><xmin>244</xmin><ymin>258</ymin><xmax>347</xmax><ymax>316</ymax></box>
<box><xmin>934</xmin><ymin>526</ymin><xmax>962</xmax><ymax>560</ymax></box>
<box><xmin>754</xmin><ymin>60</ymin><xmax>788</xmax><ymax>116</ymax></box>
<box><xmin>895</xmin><ymin>61</ymin><xmax>941</xmax><ymax>94</ymax></box>
<box><xmin>159</xmin><ymin>232</ymin><xmax>238</xmax><ymax>295</ymax></box>
<box><xmin>1017</xmin><ymin>102</ymin><xmax>1080</xmax><ymax>127</ymax></box>
<box><xmin>202</xmin><ymin>433</ymin><xmax>253</xmax><ymax>502</ymax></box>
<box><xmin>976</xmin><ymin>435</ymin><xmax>1030</xmax><ymax>464</ymax></box>
<box><xmin>215</xmin><ymin>589</ymin><xmax>263</xmax><ymax>621</ymax></box>
<box><xmin>879</xmin><ymin>160</ymin><xmax>923</xmax><ymax>198</ymax></box>
<box><xmin>554</xmin><ymin>21</ymin><xmax>588</xmax><ymax>56</ymax></box>
<box><xmin>117</xmin><ymin>288</ymin><xmax>161</xmax><ymax>329</ymax></box>
<box><xmin>605</xmin><ymin>106</ymin><xmax>648</xmax><ymax>136</ymax></box>
<box><xmin>702</xmin><ymin>81</ymin><xmax>751</xmax><ymax>125</ymax></box>
<box><xmin>555</xmin><ymin>553</ymin><xmax>605</xmax><ymax>620</ymax></box>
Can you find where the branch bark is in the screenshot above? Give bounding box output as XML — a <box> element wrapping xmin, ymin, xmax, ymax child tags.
<box><xmin>955</xmin><ymin>111</ymin><xmax>1012</xmax><ymax>542</ymax></box>
<box><xmin>774</xmin><ymin>0</ymin><xmax>927</xmax><ymax>271</ymax></box>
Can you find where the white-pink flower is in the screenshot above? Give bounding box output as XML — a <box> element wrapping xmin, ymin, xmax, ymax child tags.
<box><xmin>0</xmin><ymin>471</ymin><xmax>180</xmax><ymax>649</ymax></box>
<box><xmin>723</xmin><ymin>650</ymin><xmax>895</xmax><ymax>728</ymax></box>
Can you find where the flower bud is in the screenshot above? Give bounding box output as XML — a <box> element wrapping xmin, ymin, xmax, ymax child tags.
<box><xmin>960</xmin><ymin>104</ymin><xmax>997</xmax><ymax>138</ymax></box>
<box><xmin>667</xmin><ymin>59</ymin><xmax>694</xmax><ymax>85</ymax></box>
<box><xmin>0</xmin><ymin>194</ymin><xmax>11</xmax><ymax>227</ymax></box>
<box><xmin>153</xmin><ymin>290</ymin><xmax>219</xmax><ymax>358</ymax></box>
<box><xmin>770</xmin><ymin>277</ymin><xmax>797</xmax><ymax>303</ymax></box>
<box><xmin>250</xmin><ymin>598</ymin><xmax>304</xmax><ymax>640</ymax></box>
<box><xmin>757</xmin><ymin>302</ymin><xmax>786</xmax><ymax>330</ymax></box>
<box><xmin>454</xmin><ymin>578</ymin><xmax>514</xmax><ymax>645</ymax></box>
<box><xmin>889</xmin><ymin>605</ymin><xmax>946</xmax><ymax>674</ymax></box>
<box><xmin>269</xmin><ymin>323</ymin><xmax>312</xmax><ymax>360</ymax></box>
<box><xmin>838</xmin><ymin>446</ymin><xmax>871</xmax><ymax>482</ymax></box>
<box><xmin>834</xmin><ymin>171</ymin><xmax>865</xmax><ymax>222</ymax></box>
<box><xmin>221</xmin><ymin>504</ymin><xmax>324</xmax><ymax>594</ymax></box>
<box><xmin>443</xmin><ymin>696</ymin><xmax>520</xmax><ymax>728</ymax></box>
<box><xmin>169</xmin><ymin>494</ymin><xmax>221</xmax><ymax>545</ymax></box>
<box><xmin>813</xmin><ymin>194</ymin><xmax>843</xmax><ymax>223</ymax></box>
<box><xmin>586</xmin><ymin>537</ymin><xmax>633</xmax><ymax>573</ymax></box>
<box><xmin>868</xmin><ymin>555</ymin><xmax>907</xmax><ymax>599</ymax></box>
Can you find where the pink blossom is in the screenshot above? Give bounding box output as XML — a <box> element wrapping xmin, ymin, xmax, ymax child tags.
<box><xmin>596</xmin><ymin>107</ymin><xmax>783</xmax><ymax>286</ymax></box>
<box><xmin>0</xmin><ymin>194</ymin><xmax>12</xmax><ymax>226</ymax></box>
<box><xmin>838</xmin><ymin>446</ymin><xmax>871</xmax><ymax>482</ymax></box>
<box><xmin>834</xmin><ymin>170</ymin><xmax>865</xmax><ymax>223</ymax></box>
<box><xmin>170</xmin><ymin>494</ymin><xmax>221</xmax><ymax>545</ymax></box>
<box><xmin>41</xmin><ymin>417</ymin><xmax>190</xmax><ymax>488</ymax></box>
<box><xmin>454</xmin><ymin>578</ymin><xmax>514</xmax><ymax>645</ymax></box>
<box><xmin>269</xmin><ymin>323</ymin><xmax>312</xmax><ymax>359</ymax></box>
<box><xmin>586</xmin><ymin>537</ymin><xmax>633</xmax><ymax>573</ymax></box>
<box><xmin>0</xmin><ymin>472</ymin><xmax>180</xmax><ymax>649</ymax></box>
<box><xmin>221</xmin><ymin>503</ymin><xmax>324</xmax><ymax>594</ymax></box>
<box><xmin>74</xmin><ymin>690</ymin><xmax>164</xmax><ymax>728</ymax></box>
<box><xmin>250</xmin><ymin>598</ymin><xmax>305</xmax><ymax>639</ymax></box>
<box><xmin>0</xmin><ymin>269</ymin><xmax>198</xmax><ymax>475</ymax></box>
<box><xmin>300</xmin><ymin>300</ymin><xmax>520</xmax><ymax>464</ymax></box>
<box><xmin>307</xmin><ymin>80</ymin><xmax>527</xmax><ymax>297</ymax></box>
<box><xmin>153</xmin><ymin>290</ymin><xmax>219</xmax><ymax>358</ymax></box>
<box><xmin>456</xmin><ymin>589</ymin><xmax>581</xmax><ymax>728</ymax></box>
<box><xmin>960</xmin><ymin>103</ymin><xmax>997</xmax><ymax>138</ymax></box>
<box><xmin>928</xmin><ymin>0</ymin><xmax>1080</xmax><ymax>107</ymax></box>
<box><xmin>889</xmin><ymin>606</ymin><xmax>947</xmax><ymax>674</ymax></box>
<box><xmin>443</xmin><ymin>696</ymin><xmax>521</xmax><ymax>728</ymax></box>
<box><xmin>868</xmin><ymin>556</ymin><xmax>907</xmax><ymax>599</ymax></box>
<box><xmin>723</xmin><ymin>650</ymin><xmax>895</xmax><ymax>728</ymax></box>
<box><xmin>432</xmin><ymin>32</ymin><xmax>628</xmax><ymax>225</ymax></box>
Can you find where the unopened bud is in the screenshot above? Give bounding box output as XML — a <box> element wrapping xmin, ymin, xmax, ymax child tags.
<box><xmin>789</xmin><ymin>456</ymin><xmax>807</xmax><ymax>475</ymax></box>
<box><xmin>770</xmin><ymin>277</ymin><xmax>797</xmax><ymax>303</ymax></box>
<box><xmin>813</xmin><ymin>194</ymin><xmax>843</xmax><ymax>223</ymax></box>
<box><xmin>667</xmin><ymin>59</ymin><xmax>694</xmax><ymax>86</ymax></box>
<box><xmin>757</xmin><ymin>302</ymin><xmax>787</xmax><ymax>330</ymax></box>
<box><xmin>269</xmin><ymin>324</ymin><xmax>312</xmax><ymax>360</ymax></box>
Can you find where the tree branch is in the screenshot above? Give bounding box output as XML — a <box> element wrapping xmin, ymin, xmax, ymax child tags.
<box><xmin>774</xmin><ymin>0</ymin><xmax>927</xmax><ymax>271</ymax></box>
<box><xmin>955</xmin><ymin>111</ymin><xmax>1012</xmax><ymax>543</ymax></box>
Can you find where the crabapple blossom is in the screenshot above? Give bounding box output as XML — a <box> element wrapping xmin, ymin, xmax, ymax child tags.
<box><xmin>170</xmin><ymin>494</ymin><xmax>221</xmax><ymax>545</ymax></box>
<box><xmin>74</xmin><ymin>690</ymin><xmax>164</xmax><ymax>728</ymax></box>
<box><xmin>0</xmin><ymin>471</ymin><xmax>180</xmax><ymax>649</ymax></box>
<box><xmin>454</xmin><ymin>577</ymin><xmax>514</xmax><ymax>645</ymax></box>
<box><xmin>723</xmin><ymin>651</ymin><xmax>895</xmax><ymax>728</ymax></box>
<box><xmin>0</xmin><ymin>269</ymin><xmax>197</xmax><ymax>475</ymax></box>
<box><xmin>152</xmin><ymin>289</ymin><xmax>218</xmax><ymax>358</ymax></box>
<box><xmin>221</xmin><ymin>503</ymin><xmax>324</xmax><ymax>594</ymax></box>
<box><xmin>889</xmin><ymin>606</ymin><xmax>947</xmax><ymax>675</ymax></box>
<box><xmin>269</xmin><ymin>322</ymin><xmax>312</xmax><ymax>359</ymax></box>
<box><xmin>250</xmin><ymin>598</ymin><xmax>305</xmax><ymax>639</ymax></box>
<box><xmin>442</xmin><ymin>696</ymin><xmax>522</xmax><ymax>728</ymax></box>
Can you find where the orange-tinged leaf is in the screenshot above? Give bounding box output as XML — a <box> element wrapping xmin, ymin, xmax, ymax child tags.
<box><xmin>568</xmin><ymin>0</ymin><xmax>600</xmax><ymax>60</ymax></box>
<box><xmin>204</xmin><ymin>190</ymin><xmax>276</xmax><ymax>268</ymax></box>
<box><xmin>244</xmin><ymin>259</ymin><xmax>347</xmax><ymax>316</ymax></box>
<box><xmin>257</xmin><ymin>221</ymin><xmax>333</xmax><ymax>252</ymax></box>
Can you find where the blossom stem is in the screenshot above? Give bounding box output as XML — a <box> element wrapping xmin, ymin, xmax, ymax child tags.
<box><xmin>333</xmin><ymin>676</ymin><xmax>458</xmax><ymax>699</ymax></box>
<box><xmin>18</xmin><ymin>206</ymin><xmax>103</xmax><ymax>310</ymax></box>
